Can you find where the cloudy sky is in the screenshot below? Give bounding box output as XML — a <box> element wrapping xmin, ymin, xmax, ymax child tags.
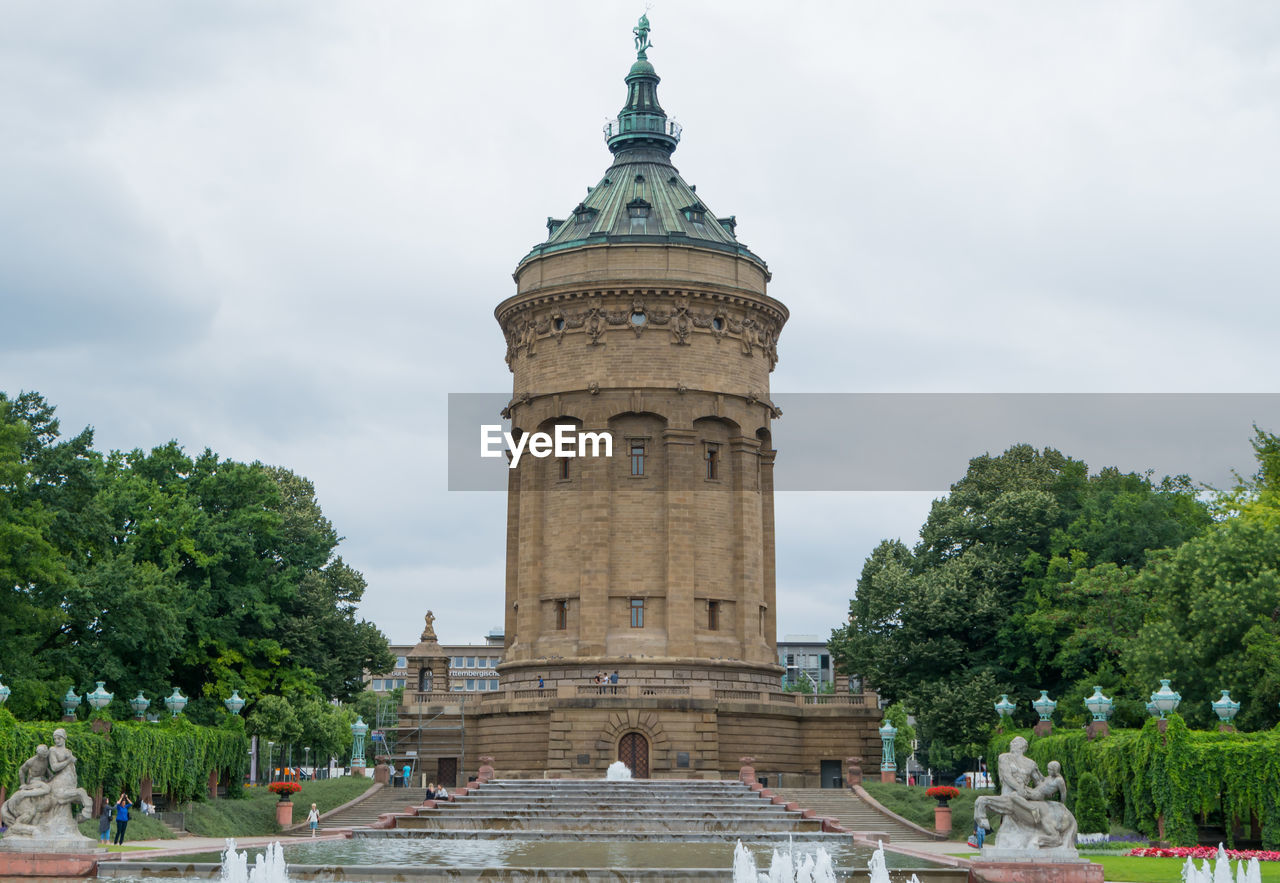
<box><xmin>4</xmin><ymin>2</ymin><xmax>1278</xmax><ymax>646</ymax></box>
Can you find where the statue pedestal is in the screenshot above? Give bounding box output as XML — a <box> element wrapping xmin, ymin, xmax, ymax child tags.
<box><xmin>970</xmin><ymin>855</ymin><xmax>1103</xmax><ymax>883</ymax></box>
<box><xmin>0</xmin><ymin>849</ymin><xmax>105</xmax><ymax>878</ymax></box>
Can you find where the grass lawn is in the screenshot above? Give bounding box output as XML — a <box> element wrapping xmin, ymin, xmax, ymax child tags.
<box><xmin>184</xmin><ymin>777</ymin><xmax>375</xmax><ymax>837</ymax></box>
<box><xmin>1089</xmin><ymin>855</ymin><xmax>1280</xmax><ymax>883</ymax></box>
<box><xmin>860</xmin><ymin>781</ymin><xmax>979</xmax><ymax>841</ymax></box>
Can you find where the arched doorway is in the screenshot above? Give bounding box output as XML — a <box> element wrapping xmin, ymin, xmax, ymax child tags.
<box><xmin>618</xmin><ymin>732</ymin><xmax>649</xmax><ymax>778</ymax></box>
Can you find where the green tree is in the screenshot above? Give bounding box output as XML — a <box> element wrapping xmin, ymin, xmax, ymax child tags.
<box><xmin>1122</xmin><ymin>429</ymin><xmax>1280</xmax><ymax>730</ymax></box>
<box><xmin>1074</xmin><ymin>771</ymin><xmax>1108</xmax><ymax>834</ymax></box>
<box><xmin>830</xmin><ymin>444</ymin><xmax>1209</xmax><ymax>757</ymax></box>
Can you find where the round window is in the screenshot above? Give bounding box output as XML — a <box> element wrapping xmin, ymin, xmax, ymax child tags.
<box><xmin>553</xmin><ymin>317</ymin><xmax>566</xmax><ymax>332</ymax></box>
<box><xmin>712</xmin><ymin>316</ymin><xmax>725</xmax><ymax>331</ymax></box>
<box><xmin>630</xmin><ymin>311</ymin><xmax>646</xmax><ymax>326</ymax></box>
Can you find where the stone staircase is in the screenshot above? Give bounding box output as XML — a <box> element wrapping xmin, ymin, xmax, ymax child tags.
<box><xmin>314</xmin><ymin>783</ymin><xmax>424</xmax><ymax>830</ymax></box>
<box><xmin>355</xmin><ymin>779</ymin><xmax>842</xmax><ymax>842</ymax></box>
<box><xmin>769</xmin><ymin>788</ymin><xmax>942</xmax><ymax>842</ymax></box>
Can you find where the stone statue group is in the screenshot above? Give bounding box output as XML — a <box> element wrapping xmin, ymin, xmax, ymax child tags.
<box><xmin>1</xmin><ymin>728</ymin><xmax>95</xmax><ymax>841</ymax></box>
<box><xmin>975</xmin><ymin>736</ymin><xmax>1079</xmax><ymax>851</ymax></box>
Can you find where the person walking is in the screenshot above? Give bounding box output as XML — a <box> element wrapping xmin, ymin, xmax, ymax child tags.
<box><xmin>112</xmin><ymin>792</ymin><xmax>133</xmax><ymax>845</ymax></box>
<box><xmin>97</xmin><ymin>801</ymin><xmax>112</xmax><ymax>844</ymax></box>
<box><xmin>306</xmin><ymin>803</ymin><xmax>320</xmax><ymax>837</ymax></box>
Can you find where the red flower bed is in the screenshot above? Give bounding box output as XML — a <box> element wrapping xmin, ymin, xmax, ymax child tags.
<box><xmin>1129</xmin><ymin>847</ymin><xmax>1280</xmax><ymax>862</ymax></box>
<box><xmin>925</xmin><ymin>786</ymin><xmax>960</xmax><ymax>801</ymax></box>
<box><xmin>267</xmin><ymin>781</ymin><xmax>302</xmax><ymax>798</ymax></box>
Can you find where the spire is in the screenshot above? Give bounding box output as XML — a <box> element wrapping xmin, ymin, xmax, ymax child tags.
<box><xmin>603</xmin><ymin>14</ymin><xmax>682</xmax><ymax>156</ymax></box>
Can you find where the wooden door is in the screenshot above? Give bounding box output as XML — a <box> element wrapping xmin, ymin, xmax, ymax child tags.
<box><xmin>436</xmin><ymin>756</ymin><xmax>458</xmax><ymax>788</ymax></box>
<box><xmin>618</xmin><ymin>732</ymin><xmax>649</xmax><ymax>778</ymax></box>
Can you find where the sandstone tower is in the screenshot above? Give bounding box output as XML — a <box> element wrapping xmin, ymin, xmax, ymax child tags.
<box><xmin>495</xmin><ymin>17</ymin><xmax>788</xmax><ymax>695</ymax></box>
<box><xmin>396</xmin><ymin>19</ymin><xmax>879</xmax><ymax>785</ymax></box>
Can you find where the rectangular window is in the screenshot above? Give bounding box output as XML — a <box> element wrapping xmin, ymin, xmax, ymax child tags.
<box><xmin>705</xmin><ymin>444</ymin><xmax>719</xmax><ymax>479</ymax></box>
<box><xmin>466</xmin><ymin>679</ymin><xmax>475</xmax><ymax>691</ymax></box>
<box><xmin>708</xmin><ymin>600</ymin><xmax>720</xmax><ymax>631</ymax></box>
<box><xmin>630</xmin><ymin>598</ymin><xmax>645</xmax><ymax>628</ymax></box>
<box><xmin>630</xmin><ymin>443</ymin><xmax>645</xmax><ymax>476</ymax></box>
<box><xmin>371</xmin><ymin>679</ymin><xmax>383</xmax><ymax>691</ymax></box>
<box><xmin>556</xmin><ymin>599</ymin><xmax>568</xmax><ymax>630</ymax></box>
<box><xmin>489</xmin><ymin>679</ymin><xmax>499</xmax><ymax>691</ymax></box>
<box><xmin>395</xmin><ymin>656</ymin><xmax>408</xmax><ymax>669</ymax></box>
<box><xmin>559</xmin><ymin>458</ymin><xmax>570</xmax><ymax>480</ymax></box>
<box><xmin>466</xmin><ymin>656</ymin><xmax>476</xmax><ymax>668</ymax></box>
<box><xmin>395</xmin><ymin>679</ymin><xmax>405</xmax><ymax>689</ymax></box>
<box><xmin>452</xmin><ymin>656</ymin><xmax>463</xmax><ymax>668</ymax></box>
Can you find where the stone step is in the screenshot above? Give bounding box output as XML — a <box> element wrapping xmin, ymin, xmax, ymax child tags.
<box><xmin>768</xmin><ymin>788</ymin><xmax>939</xmax><ymax>842</ymax></box>
<box><xmin>394</xmin><ymin>818</ymin><xmax>824</xmax><ymax>833</ymax></box>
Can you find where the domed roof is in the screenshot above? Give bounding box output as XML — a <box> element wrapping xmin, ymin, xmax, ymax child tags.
<box><xmin>515</xmin><ymin>17</ymin><xmax>767</xmax><ymax>274</ymax></box>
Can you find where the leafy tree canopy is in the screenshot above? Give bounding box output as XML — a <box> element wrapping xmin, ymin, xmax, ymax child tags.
<box><xmin>830</xmin><ymin>443</ymin><xmax>1211</xmax><ymax>757</ymax></box>
<box><xmin>0</xmin><ymin>391</ymin><xmax>394</xmax><ymax>721</ymax></box>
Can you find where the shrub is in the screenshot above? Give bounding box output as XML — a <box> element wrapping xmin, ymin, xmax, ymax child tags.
<box><xmin>1075</xmin><ymin>771</ymin><xmax>1109</xmax><ymax>835</ymax></box>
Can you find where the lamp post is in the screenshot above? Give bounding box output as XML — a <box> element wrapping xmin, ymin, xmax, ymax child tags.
<box><xmin>1211</xmin><ymin>690</ymin><xmax>1240</xmax><ymax>733</ymax></box>
<box><xmin>129</xmin><ymin>692</ymin><xmax>150</xmax><ymax>720</ymax></box>
<box><xmin>1032</xmin><ymin>690</ymin><xmax>1057</xmax><ymax>737</ymax></box>
<box><xmin>304</xmin><ymin>746</ymin><xmax>311</xmax><ymax>780</ymax></box>
<box><xmin>62</xmin><ymin>687</ymin><xmax>82</xmax><ymax>721</ymax></box>
<box><xmin>224</xmin><ymin>690</ymin><xmax>246</xmax><ymax>716</ymax></box>
<box><xmin>1084</xmin><ymin>686</ymin><xmax>1113</xmax><ymax>740</ymax></box>
<box><xmin>878</xmin><ymin>719</ymin><xmax>898</xmax><ymax>784</ymax></box>
<box><xmin>164</xmin><ymin>687</ymin><xmax>188</xmax><ymax>717</ymax></box>
<box><xmin>267</xmin><ymin>741</ymin><xmax>275</xmax><ymax>783</ymax></box>
<box><xmin>350</xmin><ymin>716</ymin><xmax>369</xmax><ymax>775</ymax></box>
<box><xmin>993</xmin><ymin>693</ymin><xmax>1016</xmax><ymax>732</ymax></box>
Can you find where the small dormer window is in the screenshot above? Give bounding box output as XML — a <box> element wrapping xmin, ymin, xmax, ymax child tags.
<box><xmin>572</xmin><ymin>203</ymin><xmax>599</xmax><ymax>230</ymax></box>
<box><xmin>680</xmin><ymin>203</ymin><xmax>707</xmax><ymax>229</ymax></box>
<box><xmin>627</xmin><ymin>198</ymin><xmax>651</xmax><ymax>234</ymax></box>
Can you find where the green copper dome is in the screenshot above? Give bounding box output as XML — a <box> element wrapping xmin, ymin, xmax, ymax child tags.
<box><xmin>517</xmin><ymin>16</ymin><xmax>766</xmax><ymax>273</ymax></box>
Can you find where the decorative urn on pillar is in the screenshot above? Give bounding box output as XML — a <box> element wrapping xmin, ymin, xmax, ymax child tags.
<box><xmin>878</xmin><ymin>720</ymin><xmax>898</xmax><ymax>783</ymax></box>
<box><xmin>1032</xmin><ymin>690</ymin><xmax>1057</xmax><ymax>737</ymax></box>
<box><xmin>1150</xmin><ymin>678</ymin><xmax>1181</xmax><ymax>732</ymax></box>
<box><xmin>993</xmin><ymin>693</ymin><xmax>1016</xmax><ymax>733</ymax></box>
<box><xmin>62</xmin><ymin>687</ymin><xmax>82</xmax><ymax>721</ymax></box>
<box><xmin>1211</xmin><ymin>690</ymin><xmax>1240</xmax><ymax>733</ymax></box>
<box><xmin>1084</xmin><ymin>686</ymin><xmax>1113</xmax><ymax>740</ymax></box>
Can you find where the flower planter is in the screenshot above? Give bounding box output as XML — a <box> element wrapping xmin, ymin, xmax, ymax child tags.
<box><xmin>934</xmin><ymin>804</ymin><xmax>952</xmax><ymax>833</ymax></box>
<box><xmin>276</xmin><ymin>799</ymin><xmax>293</xmax><ymax>827</ymax></box>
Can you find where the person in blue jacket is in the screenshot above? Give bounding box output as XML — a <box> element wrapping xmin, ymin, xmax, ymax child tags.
<box><xmin>112</xmin><ymin>792</ymin><xmax>133</xmax><ymax>845</ymax></box>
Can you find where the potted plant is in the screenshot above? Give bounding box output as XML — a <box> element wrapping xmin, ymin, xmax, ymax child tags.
<box><xmin>268</xmin><ymin>781</ymin><xmax>301</xmax><ymax>826</ymax></box>
<box><xmin>926</xmin><ymin>785</ymin><xmax>960</xmax><ymax>834</ymax></box>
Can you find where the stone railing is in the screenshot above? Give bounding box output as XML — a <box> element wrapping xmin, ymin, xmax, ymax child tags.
<box><xmin>802</xmin><ymin>693</ymin><xmax>867</xmax><ymax>705</ymax></box>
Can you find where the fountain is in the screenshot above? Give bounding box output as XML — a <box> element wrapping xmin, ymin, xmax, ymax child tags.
<box><xmin>605</xmin><ymin>760</ymin><xmax>633</xmax><ymax>780</ymax></box>
<box><xmin>1180</xmin><ymin>845</ymin><xmax>1262</xmax><ymax>883</ymax></box>
<box><xmin>732</xmin><ymin>837</ymin><xmax>921</xmax><ymax>883</ymax></box>
<box><xmin>220</xmin><ymin>840</ymin><xmax>290</xmax><ymax>883</ymax></box>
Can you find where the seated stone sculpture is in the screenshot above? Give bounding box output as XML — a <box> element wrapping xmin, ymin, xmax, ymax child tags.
<box><xmin>0</xmin><ymin>729</ymin><xmax>94</xmax><ymax>844</ymax></box>
<box><xmin>974</xmin><ymin>736</ymin><xmax>1079</xmax><ymax>851</ymax></box>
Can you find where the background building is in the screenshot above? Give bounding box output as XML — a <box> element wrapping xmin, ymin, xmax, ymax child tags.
<box><xmin>366</xmin><ymin>629</ymin><xmax>504</xmax><ymax>694</ymax></box>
